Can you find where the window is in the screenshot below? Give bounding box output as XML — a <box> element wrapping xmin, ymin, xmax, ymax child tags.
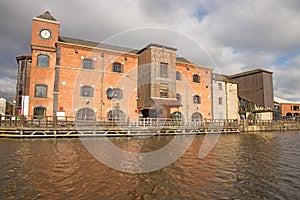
<box><xmin>293</xmin><ymin>106</ymin><xmax>299</xmax><ymax>111</ymax></box>
<box><xmin>77</xmin><ymin>108</ymin><xmax>95</xmax><ymax>121</ymax></box>
<box><xmin>34</xmin><ymin>106</ymin><xmax>46</xmax><ymax>119</ymax></box>
<box><xmin>82</xmin><ymin>58</ymin><xmax>94</xmax><ymax>69</ymax></box>
<box><xmin>108</xmin><ymin>109</ymin><xmax>125</xmax><ymax>121</ymax></box>
<box><xmin>193</xmin><ymin>95</ymin><xmax>201</xmax><ymax>104</ymax></box>
<box><xmin>160</xmin><ymin>83</ymin><xmax>168</xmax><ymax>98</ymax></box>
<box><xmin>81</xmin><ymin>86</ymin><xmax>94</xmax><ymax>97</ymax></box>
<box><xmin>192</xmin><ymin>112</ymin><xmax>203</xmax><ymax>121</ymax></box>
<box><xmin>218</xmin><ymin>97</ymin><xmax>223</xmax><ymax>105</ymax></box>
<box><xmin>112</xmin><ymin>88</ymin><xmax>123</xmax><ymax>99</ymax></box>
<box><xmin>171</xmin><ymin>111</ymin><xmax>182</xmax><ymax>119</ymax></box>
<box><xmin>219</xmin><ymin>112</ymin><xmax>224</xmax><ymax>119</ymax></box>
<box><xmin>193</xmin><ymin>74</ymin><xmax>200</xmax><ymax>83</ymax></box>
<box><xmin>176</xmin><ymin>71</ymin><xmax>182</xmax><ymax>80</ymax></box>
<box><xmin>176</xmin><ymin>93</ymin><xmax>182</xmax><ymax>102</ymax></box>
<box><xmin>112</xmin><ymin>62</ymin><xmax>123</xmax><ymax>73</ymax></box>
<box><xmin>37</xmin><ymin>54</ymin><xmax>49</xmax><ymax>67</ymax></box>
<box><xmin>218</xmin><ymin>83</ymin><xmax>222</xmax><ymax>90</ymax></box>
<box><xmin>160</xmin><ymin>63</ymin><xmax>168</xmax><ymax>77</ymax></box>
<box><xmin>35</xmin><ymin>84</ymin><xmax>47</xmax><ymax>98</ymax></box>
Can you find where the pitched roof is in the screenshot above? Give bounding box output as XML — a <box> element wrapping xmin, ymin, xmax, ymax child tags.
<box><xmin>176</xmin><ymin>57</ymin><xmax>195</xmax><ymax>65</ymax></box>
<box><xmin>36</xmin><ymin>11</ymin><xmax>57</xmax><ymax>21</ymax></box>
<box><xmin>58</xmin><ymin>36</ymin><xmax>198</xmax><ymax>66</ymax></box>
<box><xmin>213</xmin><ymin>73</ymin><xmax>237</xmax><ymax>83</ymax></box>
<box><xmin>58</xmin><ymin>36</ymin><xmax>138</xmax><ymax>54</ymax></box>
<box><xmin>136</xmin><ymin>43</ymin><xmax>177</xmax><ymax>54</ymax></box>
<box><xmin>229</xmin><ymin>68</ymin><xmax>273</xmax><ymax>79</ymax></box>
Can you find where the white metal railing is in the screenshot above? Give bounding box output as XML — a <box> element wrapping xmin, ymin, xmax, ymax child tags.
<box><xmin>3</xmin><ymin>114</ymin><xmax>300</xmax><ymax>128</ymax></box>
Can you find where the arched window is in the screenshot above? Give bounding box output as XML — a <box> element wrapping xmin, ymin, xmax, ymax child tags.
<box><xmin>35</xmin><ymin>84</ymin><xmax>47</xmax><ymax>98</ymax></box>
<box><xmin>37</xmin><ymin>54</ymin><xmax>49</xmax><ymax>67</ymax></box>
<box><xmin>34</xmin><ymin>106</ymin><xmax>46</xmax><ymax>119</ymax></box>
<box><xmin>193</xmin><ymin>95</ymin><xmax>201</xmax><ymax>104</ymax></box>
<box><xmin>171</xmin><ymin>111</ymin><xmax>183</xmax><ymax>119</ymax></box>
<box><xmin>193</xmin><ymin>74</ymin><xmax>200</xmax><ymax>83</ymax></box>
<box><xmin>80</xmin><ymin>86</ymin><xmax>94</xmax><ymax>97</ymax></box>
<box><xmin>82</xmin><ymin>58</ymin><xmax>94</xmax><ymax>69</ymax></box>
<box><xmin>76</xmin><ymin>108</ymin><xmax>95</xmax><ymax>121</ymax></box>
<box><xmin>108</xmin><ymin>109</ymin><xmax>125</xmax><ymax>121</ymax></box>
<box><xmin>192</xmin><ymin>112</ymin><xmax>203</xmax><ymax>121</ymax></box>
<box><xmin>112</xmin><ymin>62</ymin><xmax>123</xmax><ymax>73</ymax></box>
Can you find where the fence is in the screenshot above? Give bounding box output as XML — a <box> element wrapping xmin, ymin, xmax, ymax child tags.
<box><xmin>1</xmin><ymin>114</ymin><xmax>299</xmax><ymax>128</ymax></box>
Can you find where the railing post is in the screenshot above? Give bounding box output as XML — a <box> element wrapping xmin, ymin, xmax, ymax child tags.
<box><xmin>21</xmin><ymin>115</ymin><xmax>25</xmax><ymax>127</ymax></box>
<box><xmin>9</xmin><ymin>115</ymin><xmax>12</xmax><ymax>126</ymax></box>
<box><xmin>53</xmin><ymin>116</ymin><xmax>57</xmax><ymax>128</ymax></box>
<box><xmin>127</xmin><ymin>117</ymin><xmax>130</xmax><ymax>127</ymax></box>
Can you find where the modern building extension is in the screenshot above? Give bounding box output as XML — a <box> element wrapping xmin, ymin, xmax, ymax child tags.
<box><xmin>274</xmin><ymin>97</ymin><xmax>300</xmax><ymax>119</ymax></box>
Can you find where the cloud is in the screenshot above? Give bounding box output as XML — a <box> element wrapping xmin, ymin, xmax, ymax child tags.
<box><xmin>200</xmin><ymin>0</ymin><xmax>300</xmax><ymax>51</ymax></box>
<box><xmin>0</xmin><ymin>0</ymin><xmax>300</xmax><ymax>102</ymax></box>
<box><xmin>0</xmin><ymin>78</ymin><xmax>16</xmax><ymax>100</ymax></box>
<box><xmin>270</xmin><ymin>54</ymin><xmax>300</xmax><ymax>101</ymax></box>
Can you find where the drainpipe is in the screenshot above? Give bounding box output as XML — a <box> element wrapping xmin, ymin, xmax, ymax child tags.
<box><xmin>225</xmin><ymin>82</ymin><xmax>228</xmax><ymax>120</ymax></box>
<box><xmin>100</xmin><ymin>53</ymin><xmax>104</xmax><ymax>121</ymax></box>
<box><xmin>211</xmin><ymin>73</ymin><xmax>214</xmax><ymax>120</ymax></box>
<box><xmin>186</xmin><ymin>66</ymin><xmax>189</xmax><ymax>123</ymax></box>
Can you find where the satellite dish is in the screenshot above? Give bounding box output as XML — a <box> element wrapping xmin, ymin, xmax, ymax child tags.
<box><xmin>106</xmin><ymin>88</ymin><xmax>114</xmax><ymax>98</ymax></box>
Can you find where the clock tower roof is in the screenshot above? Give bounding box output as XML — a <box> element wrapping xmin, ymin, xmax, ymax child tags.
<box><xmin>36</xmin><ymin>11</ymin><xmax>57</xmax><ymax>22</ymax></box>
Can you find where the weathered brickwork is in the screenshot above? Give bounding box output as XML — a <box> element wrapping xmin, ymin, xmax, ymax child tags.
<box><xmin>173</xmin><ymin>62</ymin><xmax>212</xmax><ymax>121</ymax></box>
<box><xmin>24</xmin><ymin>12</ymin><xmax>213</xmax><ymax>121</ymax></box>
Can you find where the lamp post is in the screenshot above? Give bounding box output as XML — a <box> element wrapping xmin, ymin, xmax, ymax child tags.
<box><xmin>100</xmin><ymin>53</ymin><xmax>104</xmax><ymax>121</ymax></box>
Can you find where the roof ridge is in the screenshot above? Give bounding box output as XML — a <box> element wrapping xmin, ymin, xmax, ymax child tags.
<box><xmin>36</xmin><ymin>11</ymin><xmax>57</xmax><ymax>21</ymax></box>
<box><xmin>229</xmin><ymin>68</ymin><xmax>273</xmax><ymax>78</ymax></box>
<box><xmin>58</xmin><ymin>35</ymin><xmax>138</xmax><ymax>54</ymax></box>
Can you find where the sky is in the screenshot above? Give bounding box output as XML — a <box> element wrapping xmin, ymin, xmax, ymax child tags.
<box><xmin>0</xmin><ymin>0</ymin><xmax>300</xmax><ymax>102</ymax></box>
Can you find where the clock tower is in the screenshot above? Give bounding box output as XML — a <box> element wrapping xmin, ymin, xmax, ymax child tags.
<box><xmin>28</xmin><ymin>11</ymin><xmax>60</xmax><ymax>117</ymax></box>
<box><xmin>31</xmin><ymin>11</ymin><xmax>60</xmax><ymax>51</ymax></box>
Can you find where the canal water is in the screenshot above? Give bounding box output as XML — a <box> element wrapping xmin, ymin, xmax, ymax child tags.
<box><xmin>0</xmin><ymin>131</ymin><xmax>299</xmax><ymax>199</ymax></box>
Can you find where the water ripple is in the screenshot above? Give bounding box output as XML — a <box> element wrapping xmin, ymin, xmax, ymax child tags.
<box><xmin>0</xmin><ymin>132</ymin><xmax>299</xmax><ymax>199</ymax></box>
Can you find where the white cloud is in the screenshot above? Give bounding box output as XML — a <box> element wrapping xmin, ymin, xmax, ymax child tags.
<box><xmin>0</xmin><ymin>0</ymin><xmax>300</xmax><ymax>101</ymax></box>
<box><xmin>200</xmin><ymin>0</ymin><xmax>300</xmax><ymax>51</ymax></box>
<box><xmin>271</xmin><ymin>54</ymin><xmax>300</xmax><ymax>101</ymax></box>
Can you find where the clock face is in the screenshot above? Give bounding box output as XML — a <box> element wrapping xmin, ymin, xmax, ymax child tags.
<box><xmin>40</xmin><ymin>29</ymin><xmax>51</xmax><ymax>39</ymax></box>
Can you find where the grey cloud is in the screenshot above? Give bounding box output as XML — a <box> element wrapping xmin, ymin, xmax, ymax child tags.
<box><xmin>0</xmin><ymin>0</ymin><xmax>299</xmax><ymax>102</ymax></box>
<box><xmin>201</xmin><ymin>0</ymin><xmax>300</xmax><ymax>52</ymax></box>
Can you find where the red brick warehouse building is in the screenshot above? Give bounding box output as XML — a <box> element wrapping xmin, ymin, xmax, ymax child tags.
<box><xmin>16</xmin><ymin>11</ymin><xmax>213</xmax><ymax>122</ymax></box>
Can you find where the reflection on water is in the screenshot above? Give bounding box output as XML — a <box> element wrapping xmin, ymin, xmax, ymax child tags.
<box><xmin>0</xmin><ymin>131</ymin><xmax>299</xmax><ymax>199</ymax></box>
